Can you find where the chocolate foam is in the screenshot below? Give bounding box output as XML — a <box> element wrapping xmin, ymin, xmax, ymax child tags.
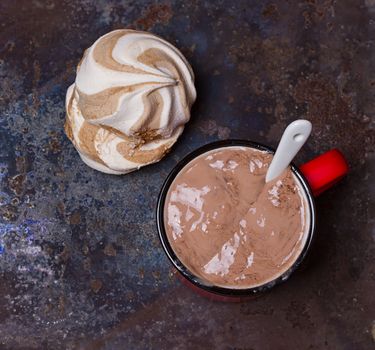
<box><xmin>164</xmin><ymin>146</ymin><xmax>309</xmax><ymax>289</ymax></box>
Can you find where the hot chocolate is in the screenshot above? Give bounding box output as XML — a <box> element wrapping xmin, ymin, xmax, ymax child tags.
<box><xmin>164</xmin><ymin>146</ymin><xmax>309</xmax><ymax>289</ymax></box>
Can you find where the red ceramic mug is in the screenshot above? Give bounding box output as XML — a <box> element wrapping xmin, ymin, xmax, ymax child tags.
<box><xmin>156</xmin><ymin>140</ymin><xmax>348</xmax><ymax>301</ymax></box>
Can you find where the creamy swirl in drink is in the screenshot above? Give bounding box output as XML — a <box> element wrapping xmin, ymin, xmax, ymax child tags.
<box><xmin>164</xmin><ymin>146</ymin><xmax>309</xmax><ymax>289</ymax></box>
<box><xmin>65</xmin><ymin>29</ymin><xmax>196</xmax><ymax>174</ymax></box>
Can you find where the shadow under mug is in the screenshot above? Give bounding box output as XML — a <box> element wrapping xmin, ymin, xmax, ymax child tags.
<box><xmin>156</xmin><ymin>140</ymin><xmax>349</xmax><ymax>301</ymax></box>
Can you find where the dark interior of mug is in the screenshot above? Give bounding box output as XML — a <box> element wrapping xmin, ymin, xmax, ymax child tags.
<box><xmin>156</xmin><ymin>140</ymin><xmax>316</xmax><ymax>297</ymax></box>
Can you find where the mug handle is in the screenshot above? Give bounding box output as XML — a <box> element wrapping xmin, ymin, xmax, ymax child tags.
<box><xmin>299</xmin><ymin>149</ymin><xmax>349</xmax><ymax>196</ymax></box>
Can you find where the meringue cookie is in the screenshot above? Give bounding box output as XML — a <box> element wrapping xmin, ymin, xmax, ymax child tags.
<box><xmin>65</xmin><ymin>29</ymin><xmax>196</xmax><ymax>174</ymax></box>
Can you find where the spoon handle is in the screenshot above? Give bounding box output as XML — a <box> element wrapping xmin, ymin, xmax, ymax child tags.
<box><xmin>265</xmin><ymin>119</ymin><xmax>312</xmax><ymax>183</ymax></box>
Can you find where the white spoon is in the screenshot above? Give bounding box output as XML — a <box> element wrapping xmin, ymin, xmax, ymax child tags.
<box><xmin>265</xmin><ymin>119</ymin><xmax>312</xmax><ymax>183</ymax></box>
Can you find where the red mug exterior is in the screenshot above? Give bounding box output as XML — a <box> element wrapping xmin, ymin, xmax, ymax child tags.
<box><xmin>300</xmin><ymin>149</ymin><xmax>349</xmax><ymax>196</ymax></box>
<box><xmin>157</xmin><ymin>140</ymin><xmax>348</xmax><ymax>300</ymax></box>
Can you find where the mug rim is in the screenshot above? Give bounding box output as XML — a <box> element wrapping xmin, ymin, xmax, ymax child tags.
<box><xmin>156</xmin><ymin>139</ymin><xmax>316</xmax><ymax>297</ymax></box>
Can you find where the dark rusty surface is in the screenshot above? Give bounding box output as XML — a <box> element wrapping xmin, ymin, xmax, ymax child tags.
<box><xmin>0</xmin><ymin>0</ymin><xmax>374</xmax><ymax>349</ymax></box>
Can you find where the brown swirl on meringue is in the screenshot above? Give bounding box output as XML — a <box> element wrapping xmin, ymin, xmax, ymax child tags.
<box><xmin>65</xmin><ymin>29</ymin><xmax>196</xmax><ymax>174</ymax></box>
